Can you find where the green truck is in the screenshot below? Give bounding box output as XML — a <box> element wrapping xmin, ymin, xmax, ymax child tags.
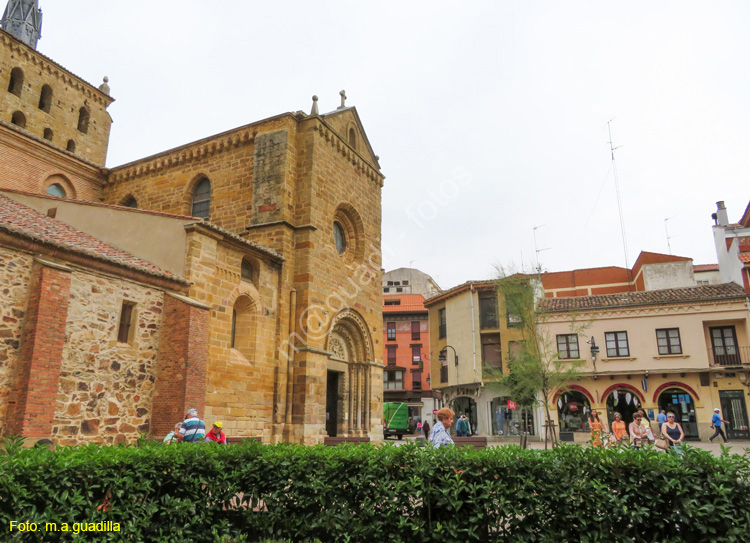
<box><xmin>383</xmin><ymin>402</ymin><xmax>408</xmax><ymax>440</ymax></box>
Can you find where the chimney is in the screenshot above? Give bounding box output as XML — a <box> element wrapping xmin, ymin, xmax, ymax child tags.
<box><xmin>716</xmin><ymin>201</ymin><xmax>729</xmax><ymax>226</ymax></box>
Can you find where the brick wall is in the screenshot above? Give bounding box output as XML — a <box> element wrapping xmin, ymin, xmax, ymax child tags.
<box><xmin>6</xmin><ymin>260</ymin><xmax>71</xmax><ymax>439</ymax></box>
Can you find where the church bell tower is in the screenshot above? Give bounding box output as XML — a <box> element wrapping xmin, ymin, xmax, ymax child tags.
<box><xmin>1</xmin><ymin>0</ymin><xmax>41</xmax><ymax>49</ymax></box>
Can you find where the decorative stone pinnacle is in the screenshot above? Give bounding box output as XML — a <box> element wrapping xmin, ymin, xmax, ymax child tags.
<box><xmin>338</xmin><ymin>89</ymin><xmax>347</xmax><ymax>109</ymax></box>
<box><xmin>311</xmin><ymin>95</ymin><xmax>319</xmax><ymax>116</ymax></box>
<box><xmin>98</xmin><ymin>76</ymin><xmax>110</xmax><ymax>95</ymax></box>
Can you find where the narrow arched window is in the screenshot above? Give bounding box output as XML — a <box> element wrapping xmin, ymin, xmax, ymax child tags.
<box><xmin>348</xmin><ymin>127</ymin><xmax>357</xmax><ymax>149</ymax></box>
<box><xmin>77</xmin><ymin>107</ymin><xmax>90</xmax><ymax>134</ymax></box>
<box><xmin>7</xmin><ymin>67</ymin><xmax>23</xmax><ymax>96</ymax></box>
<box><xmin>230</xmin><ymin>309</ymin><xmax>237</xmax><ymax>349</ymax></box>
<box><xmin>11</xmin><ymin>111</ymin><xmax>26</xmax><ymax>128</ymax></box>
<box><xmin>46</xmin><ymin>183</ymin><xmax>66</xmax><ymax>198</ymax></box>
<box><xmin>38</xmin><ymin>85</ymin><xmax>52</xmax><ymax>112</ymax></box>
<box><xmin>43</xmin><ymin>128</ymin><xmax>53</xmax><ymax>141</ymax></box>
<box><xmin>66</xmin><ymin>140</ymin><xmax>76</xmax><ymax>152</ymax></box>
<box><xmin>241</xmin><ymin>259</ymin><xmax>253</xmax><ymax>281</ymax></box>
<box><xmin>122</xmin><ymin>195</ymin><xmax>138</xmax><ymax>208</ymax></box>
<box><xmin>191</xmin><ymin>178</ymin><xmax>211</xmax><ymax>218</ymax></box>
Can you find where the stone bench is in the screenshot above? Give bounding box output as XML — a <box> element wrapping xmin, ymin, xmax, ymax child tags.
<box><xmin>226</xmin><ymin>436</ymin><xmax>261</xmax><ymax>445</ymax></box>
<box><xmin>323</xmin><ymin>436</ymin><xmax>371</xmax><ymax>446</ymax></box>
<box><xmin>453</xmin><ymin>436</ymin><xmax>488</xmax><ymax>449</ymax></box>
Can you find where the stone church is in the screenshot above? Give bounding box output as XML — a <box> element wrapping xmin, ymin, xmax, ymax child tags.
<box><xmin>0</xmin><ymin>1</ymin><xmax>385</xmax><ymax>445</ymax></box>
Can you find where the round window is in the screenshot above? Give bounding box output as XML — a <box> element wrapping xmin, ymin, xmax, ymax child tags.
<box><xmin>46</xmin><ymin>183</ymin><xmax>66</xmax><ymax>198</ymax></box>
<box><xmin>333</xmin><ymin>222</ymin><xmax>347</xmax><ymax>254</ymax></box>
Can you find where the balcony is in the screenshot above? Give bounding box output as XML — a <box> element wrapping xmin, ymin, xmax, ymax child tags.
<box><xmin>708</xmin><ymin>346</ymin><xmax>750</xmax><ymax>367</ymax></box>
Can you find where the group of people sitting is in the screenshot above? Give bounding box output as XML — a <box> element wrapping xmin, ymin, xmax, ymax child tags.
<box><xmin>163</xmin><ymin>408</ymin><xmax>227</xmax><ymax>445</ymax></box>
<box><xmin>588</xmin><ymin>408</ymin><xmax>688</xmax><ymax>450</ymax></box>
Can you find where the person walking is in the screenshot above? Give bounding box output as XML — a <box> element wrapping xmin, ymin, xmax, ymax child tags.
<box><xmin>587</xmin><ymin>409</ymin><xmax>608</xmax><ymax>447</ymax></box>
<box><xmin>660</xmin><ymin>412</ymin><xmax>684</xmax><ymax>451</ymax></box>
<box><xmin>456</xmin><ymin>415</ymin><xmax>470</xmax><ymax>437</ymax></box>
<box><xmin>657</xmin><ymin>409</ymin><xmax>668</xmax><ymax>426</ymax></box>
<box><xmin>422</xmin><ymin>420</ymin><xmax>430</xmax><ymax>438</ymax></box>
<box><xmin>611</xmin><ymin>412</ymin><xmax>627</xmax><ymax>444</ymax></box>
<box><xmin>629</xmin><ymin>412</ymin><xmax>649</xmax><ymax>449</ymax></box>
<box><xmin>179</xmin><ymin>408</ymin><xmax>206</xmax><ymax>442</ymax></box>
<box><xmin>429</xmin><ymin>408</ymin><xmax>455</xmax><ymax>448</ymax></box>
<box><xmin>709</xmin><ymin>408</ymin><xmax>730</xmax><ymax>443</ymax></box>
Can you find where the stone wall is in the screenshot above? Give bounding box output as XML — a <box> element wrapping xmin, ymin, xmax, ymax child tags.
<box><xmin>0</xmin><ymin>247</ymin><xmax>33</xmax><ymax>434</ymax></box>
<box><xmin>52</xmin><ymin>271</ymin><xmax>164</xmax><ymax>445</ymax></box>
<box><xmin>0</xmin><ymin>32</ymin><xmax>113</xmax><ymax>165</ymax></box>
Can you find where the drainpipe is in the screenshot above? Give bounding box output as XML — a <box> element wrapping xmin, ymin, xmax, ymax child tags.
<box><xmin>470</xmin><ymin>285</ymin><xmax>477</xmax><ymax>376</ymax></box>
<box><xmin>285</xmin><ymin>289</ymin><xmax>297</xmax><ymax>427</ymax></box>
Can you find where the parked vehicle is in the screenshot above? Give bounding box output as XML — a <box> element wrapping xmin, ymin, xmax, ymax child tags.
<box><xmin>383</xmin><ymin>402</ymin><xmax>408</xmax><ymax>440</ymax></box>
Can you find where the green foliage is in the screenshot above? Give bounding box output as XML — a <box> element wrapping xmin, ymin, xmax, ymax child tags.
<box><xmin>2</xmin><ymin>441</ymin><xmax>750</xmax><ymax>542</ymax></box>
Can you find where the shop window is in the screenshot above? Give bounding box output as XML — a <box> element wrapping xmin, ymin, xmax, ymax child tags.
<box><xmin>557</xmin><ymin>334</ymin><xmax>580</xmax><ymax>359</ymax></box>
<box><xmin>557</xmin><ymin>391</ymin><xmax>591</xmax><ymax>432</ymax></box>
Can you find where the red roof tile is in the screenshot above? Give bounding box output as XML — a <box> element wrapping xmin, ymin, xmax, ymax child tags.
<box><xmin>739</xmin><ymin>253</ymin><xmax>750</xmax><ymax>264</ymax></box>
<box><xmin>694</xmin><ymin>263</ymin><xmax>720</xmax><ymax>271</ymax></box>
<box><xmin>0</xmin><ymin>194</ymin><xmax>188</xmax><ymax>284</ymax></box>
<box><xmin>383</xmin><ymin>294</ymin><xmax>427</xmax><ymax>313</ymax></box>
<box><xmin>539</xmin><ymin>283</ymin><xmax>747</xmax><ymax>312</ymax></box>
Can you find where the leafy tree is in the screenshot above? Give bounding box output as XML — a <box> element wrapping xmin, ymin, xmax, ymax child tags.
<box><xmin>496</xmin><ymin>270</ymin><xmax>587</xmax><ymax>448</ymax></box>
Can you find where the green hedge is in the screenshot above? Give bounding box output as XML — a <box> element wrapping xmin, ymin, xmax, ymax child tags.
<box><xmin>2</xmin><ymin>439</ymin><xmax>750</xmax><ymax>542</ymax></box>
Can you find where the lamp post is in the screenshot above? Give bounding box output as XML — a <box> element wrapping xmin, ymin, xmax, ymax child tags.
<box><xmin>588</xmin><ymin>337</ymin><xmax>600</xmax><ymax>379</ymax></box>
<box><xmin>439</xmin><ymin>345</ymin><xmax>459</xmax><ymax>385</ymax></box>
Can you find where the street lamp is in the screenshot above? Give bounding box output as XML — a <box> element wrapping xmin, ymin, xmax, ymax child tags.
<box><xmin>439</xmin><ymin>345</ymin><xmax>459</xmax><ymax>385</ymax></box>
<box><xmin>588</xmin><ymin>337</ymin><xmax>600</xmax><ymax>379</ymax></box>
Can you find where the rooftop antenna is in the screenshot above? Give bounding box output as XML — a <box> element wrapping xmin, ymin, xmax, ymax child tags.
<box><xmin>664</xmin><ymin>216</ymin><xmax>677</xmax><ymax>255</ymax></box>
<box><xmin>533</xmin><ymin>225</ymin><xmax>550</xmax><ymax>273</ymax></box>
<box><xmin>607</xmin><ymin>119</ymin><xmax>631</xmax><ymax>281</ymax></box>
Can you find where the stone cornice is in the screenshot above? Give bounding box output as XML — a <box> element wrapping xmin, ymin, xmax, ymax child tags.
<box><xmin>543</xmin><ymin>299</ymin><xmax>749</xmax><ymax>321</ymax></box>
<box><xmin>0</xmin><ymin>31</ymin><xmax>114</xmax><ymax>108</ymax></box>
<box><xmin>309</xmin><ymin>119</ymin><xmax>385</xmax><ymax>186</ymax></box>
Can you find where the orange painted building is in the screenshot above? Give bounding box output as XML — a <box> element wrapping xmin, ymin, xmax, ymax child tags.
<box><xmin>383</xmin><ymin>294</ymin><xmax>437</xmax><ymax>423</ymax></box>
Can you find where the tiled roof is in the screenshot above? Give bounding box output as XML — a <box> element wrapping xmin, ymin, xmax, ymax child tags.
<box><xmin>539</xmin><ymin>283</ymin><xmax>747</xmax><ymax>312</ymax></box>
<box><xmin>0</xmin><ymin>194</ymin><xmax>188</xmax><ymax>284</ymax></box>
<box><xmin>694</xmin><ymin>263</ymin><xmax>720</xmax><ymax>271</ymax></box>
<box><xmin>424</xmin><ymin>279</ymin><xmax>497</xmax><ymax>305</ymax></box>
<box><xmin>739</xmin><ymin>253</ymin><xmax>750</xmax><ymax>264</ymax></box>
<box><xmin>0</xmin><ymin>189</ymin><xmax>284</xmax><ymax>262</ymax></box>
<box><xmin>383</xmin><ymin>294</ymin><xmax>427</xmax><ymax>313</ymax></box>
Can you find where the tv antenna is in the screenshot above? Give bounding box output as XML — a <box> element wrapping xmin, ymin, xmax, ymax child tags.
<box><xmin>533</xmin><ymin>225</ymin><xmax>550</xmax><ymax>273</ymax></box>
<box><xmin>664</xmin><ymin>216</ymin><xmax>677</xmax><ymax>255</ymax></box>
<box><xmin>607</xmin><ymin>119</ymin><xmax>630</xmax><ymax>272</ymax></box>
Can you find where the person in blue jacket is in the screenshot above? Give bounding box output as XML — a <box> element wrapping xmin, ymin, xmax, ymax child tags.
<box><xmin>709</xmin><ymin>408</ymin><xmax>730</xmax><ymax>443</ymax></box>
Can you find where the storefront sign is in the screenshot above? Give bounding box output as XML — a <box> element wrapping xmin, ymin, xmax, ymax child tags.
<box><xmin>507</xmin><ymin>400</ymin><xmax>517</xmax><ymax>409</ymax></box>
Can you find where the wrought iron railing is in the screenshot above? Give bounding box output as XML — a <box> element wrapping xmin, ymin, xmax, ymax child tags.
<box><xmin>707</xmin><ymin>345</ymin><xmax>750</xmax><ymax>366</ymax></box>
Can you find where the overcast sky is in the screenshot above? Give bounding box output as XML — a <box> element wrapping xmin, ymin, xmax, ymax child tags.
<box><xmin>39</xmin><ymin>1</ymin><xmax>748</xmax><ymax>290</ymax></box>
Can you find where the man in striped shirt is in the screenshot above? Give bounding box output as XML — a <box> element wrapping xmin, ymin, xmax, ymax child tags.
<box><xmin>179</xmin><ymin>408</ymin><xmax>206</xmax><ymax>442</ymax></box>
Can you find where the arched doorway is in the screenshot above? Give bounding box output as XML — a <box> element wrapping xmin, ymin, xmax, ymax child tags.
<box><xmin>557</xmin><ymin>391</ymin><xmax>591</xmax><ymax>433</ymax></box>
<box><xmin>658</xmin><ymin>388</ymin><xmax>699</xmax><ymax>440</ymax></box>
<box><xmin>325</xmin><ymin>309</ymin><xmax>374</xmax><ymax>438</ymax></box>
<box><xmin>605</xmin><ymin>388</ymin><xmax>643</xmax><ymax>429</ymax></box>
<box><xmin>451</xmin><ymin>397</ymin><xmax>478</xmax><ymax>435</ymax></box>
<box><xmin>490</xmin><ymin>397</ymin><xmax>535</xmax><ymax>436</ymax></box>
